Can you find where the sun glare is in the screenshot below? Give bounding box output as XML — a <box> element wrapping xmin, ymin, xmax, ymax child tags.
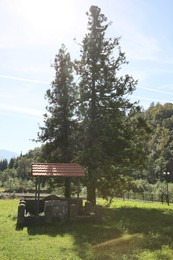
<box><xmin>16</xmin><ymin>0</ymin><xmax>75</xmax><ymax>34</ymax></box>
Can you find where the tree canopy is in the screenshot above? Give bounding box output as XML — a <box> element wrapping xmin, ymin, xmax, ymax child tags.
<box><xmin>1</xmin><ymin>6</ymin><xmax>158</xmax><ymax>202</ymax></box>
<box><xmin>36</xmin><ymin>5</ymin><xmax>149</xmax><ymax>203</ymax></box>
<box><xmin>74</xmin><ymin>5</ymin><xmax>149</xmax><ymax>202</ymax></box>
<box><xmin>142</xmin><ymin>102</ymin><xmax>173</xmax><ymax>182</ymax></box>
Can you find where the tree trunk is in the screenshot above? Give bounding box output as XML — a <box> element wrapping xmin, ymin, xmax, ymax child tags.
<box><xmin>87</xmin><ymin>169</ymin><xmax>96</xmax><ymax>204</ymax></box>
<box><xmin>65</xmin><ymin>178</ymin><xmax>71</xmax><ymax>199</ymax></box>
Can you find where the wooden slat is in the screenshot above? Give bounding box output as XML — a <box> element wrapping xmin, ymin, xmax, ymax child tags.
<box><xmin>31</xmin><ymin>163</ymin><xmax>85</xmax><ymax>177</ymax></box>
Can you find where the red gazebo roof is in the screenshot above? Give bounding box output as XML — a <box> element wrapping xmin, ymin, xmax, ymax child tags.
<box><xmin>31</xmin><ymin>163</ymin><xmax>85</xmax><ymax>177</ymax></box>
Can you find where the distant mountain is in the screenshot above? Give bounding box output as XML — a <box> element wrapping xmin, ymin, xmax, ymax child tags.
<box><xmin>0</xmin><ymin>150</ymin><xmax>18</xmax><ymax>161</ymax></box>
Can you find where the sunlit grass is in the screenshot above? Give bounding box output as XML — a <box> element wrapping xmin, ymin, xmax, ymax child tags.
<box><xmin>92</xmin><ymin>233</ymin><xmax>144</xmax><ymax>258</ymax></box>
<box><xmin>1</xmin><ymin>198</ymin><xmax>173</xmax><ymax>259</ymax></box>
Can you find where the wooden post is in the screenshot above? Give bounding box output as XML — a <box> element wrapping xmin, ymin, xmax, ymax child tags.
<box><xmin>37</xmin><ymin>177</ymin><xmax>41</xmax><ymax>215</ymax></box>
<box><xmin>65</xmin><ymin>178</ymin><xmax>71</xmax><ymax>199</ymax></box>
<box><xmin>65</xmin><ymin>178</ymin><xmax>71</xmax><ymax>219</ymax></box>
<box><xmin>35</xmin><ymin>177</ymin><xmax>38</xmax><ymax>201</ymax></box>
<box><xmin>77</xmin><ymin>178</ymin><xmax>80</xmax><ymax>214</ymax></box>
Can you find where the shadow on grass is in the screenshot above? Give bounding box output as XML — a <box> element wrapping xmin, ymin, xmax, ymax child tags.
<box><xmin>27</xmin><ymin>220</ymin><xmax>122</xmax><ymax>259</ymax></box>
<box><xmin>26</xmin><ymin>206</ymin><xmax>173</xmax><ymax>258</ymax></box>
<box><xmin>26</xmin><ymin>206</ymin><xmax>173</xmax><ymax>238</ymax></box>
<box><xmin>103</xmin><ymin>206</ymin><xmax>173</xmax><ymax>251</ymax></box>
<box><xmin>105</xmin><ymin>206</ymin><xmax>173</xmax><ymax>235</ymax></box>
<box><xmin>27</xmin><ymin>220</ymin><xmax>122</xmax><ymax>242</ymax></box>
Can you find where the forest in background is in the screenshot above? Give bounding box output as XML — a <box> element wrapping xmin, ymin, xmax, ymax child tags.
<box><xmin>1</xmin><ymin>102</ymin><xmax>173</xmax><ymax>202</ymax></box>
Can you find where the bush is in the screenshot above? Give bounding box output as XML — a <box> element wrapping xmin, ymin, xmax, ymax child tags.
<box><xmin>3</xmin><ymin>178</ymin><xmax>35</xmax><ymax>192</ymax></box>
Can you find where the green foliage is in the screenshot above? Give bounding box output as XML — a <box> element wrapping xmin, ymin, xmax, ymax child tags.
<box><xmin>74</xmin><ymin>5</ymin><xmax>147</xmax><ymax>202</ymax></box>
<box><xmin>0</xmin><ymin>150</ymin><xmax>41</xmax><ymax>191</ymax></box>
<box><xmin>8</xmin><ymin>158</ymin><xmax>15</xmax><ymax>169</ymax></box>
<box><xmin>3</xmin><ymin>178</ymin><xmax>35</xmax><ymax>192</ymax></box>
<box><xmin>3</xmin><ymin>177</ymin><xmax>20</xmax><ymax>191</ymax></box>
<box><xmin>0</xmin><ymin>168</ymin><xmax>17</xmax><ymax>185</ymax></box>
<box><xmin>0</xmin><ymin>159</ymin><xmax>8</xmax><ymax>171</ymax></box>
<box><xmin>76</xmin><ymin>5</ymin><xmax>138</xmax><ymax>166</ymax></box>
<box><xmin>37</xmin><ymin>47</ymin><xmax>78</xmax><ymax>197</ymax></box>
<box><xmin>25</xmin><ymin>147</ymin><xmax>43</xmax><ymax>163</ymax></box>
<box><xmin>131</xmin><ymin>179</ymin><xmax>172</xmax><ymax>195</ymax></box>
<box><xmin>132</xmin><ymin>179</ymin><xmax>153</xmax><ymax>193</ymax></box>
<box><xmin>142</xmin><ymin>102</ymin><xmax>173</xmax><ymax>183</ymax></box>
<box><xmin>16</xmin><ymin>156</ymin><xmax>31</xmax><ymax>179</ymax></box>
<box><xmin>38</xmin><ymin>47</ymin><xmax>77</xmax><ymax>163</ymax></box>
<box><xmin>97</xmin><ymin>174</ymin><xmax>134</xmax><ymax>205</ymax></box>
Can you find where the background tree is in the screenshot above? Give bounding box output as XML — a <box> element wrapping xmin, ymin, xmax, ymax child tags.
<box><xmin>16</xmin><ymin>156</ymin><xmax>31</xmax><ymax>180</ymax></box>
<box><xmin>75</xmin><ymin>5</ymin><xmax>146</xmax><ymax>203</ymax></box>
<box><xmin>143</xmin><ymin>102</ymin><xmax>173</xmax><ymax>183</ymax></box>
<box><xmin>37</xmin><ymin>46</ymin><xmax>77</xmax><ymax>198</ymax></box>
<box><xmin>0</xmin><ymin>159</ymin><xmax>8</xmax><ymax>171</ymax></box>
<box><xmin>8</xmin><ymin>158</ymin><xmax>15</xmax><ymax>169</ymax></box>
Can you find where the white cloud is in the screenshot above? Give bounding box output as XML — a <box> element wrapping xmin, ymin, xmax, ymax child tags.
<box><xmin>0</xmin><ymin>0</ymin><xmax>87</xmax><ymax>48</ymax></box>
<box><xmin>0</xmin><ymin>103</ymin><xmax>43</xmax><ymax>117</ymax></box>
<box><xmin>0</xmin><ymin>74</ymin><xmax>49</xmax><ymax>84</ymax></box>
<box><xmin>105</xmin><ymin>1</ymin><xmax>164</xmax><ymax>63</ymax></box>
<box><xmin>138</xmin><ymin>86</ymin><xmax>173</xmax><ymax>96</ymax></box>
<box><xmin>114</xmin><ymin>15</ymin><xmax>161</xmax><ymax>62</ymax></box>
<box><xmin>132</xmin><ymin>95</ymin><xmax>172</xmax><ymax>106</ymax></box>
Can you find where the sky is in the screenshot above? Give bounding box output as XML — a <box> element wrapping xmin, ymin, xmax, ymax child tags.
<box><xmin>1</xmin><ymin>0</ymin><xmax>173</xmax><ymax>155</ymax></box>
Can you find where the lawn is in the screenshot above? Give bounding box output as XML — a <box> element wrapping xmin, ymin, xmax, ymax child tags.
<box><xmin>0</xmin><ymin>199</ymin><xmax>173</xmax><ymax>259</ymax></box>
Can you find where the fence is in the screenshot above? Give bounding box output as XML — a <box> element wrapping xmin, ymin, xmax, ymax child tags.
<box><xmin>121</xmin><ymin>192</ymin><xmax>173</xmax><ymax>204</ymax></box>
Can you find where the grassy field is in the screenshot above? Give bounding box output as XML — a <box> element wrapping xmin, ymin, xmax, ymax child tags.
<box><xmin>1</xmin><ymin>199</ymin><xmax>173</xmax><ymax>259</ymax></box>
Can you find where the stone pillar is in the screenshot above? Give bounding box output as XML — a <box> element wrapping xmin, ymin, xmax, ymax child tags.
<box><xmin>95</xmin><ymin>205</ymin><xmax>102</xmax><ymax>221</ymax></box>
<box><xmin>44</xmin><ymin>201</ymin><xmax>53</xmax><ymax>224</ymax></box>
<box><xmin>69</xmin><ymin>204</ymin><xmax>77</xmax><ymax>218</ymax></box>
<box><xmin>85</xmin><ymin>201</ymin><xmax>95</xmax><ymax>215</ymax></box>
<box><xmin>16</xmin><ymin>203</ymin><xmax>25</xmax><ymax>230</ymax></box>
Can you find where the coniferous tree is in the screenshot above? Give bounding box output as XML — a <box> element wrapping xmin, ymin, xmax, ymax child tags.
<box><xmin>9</xmin><ymin>158</ymin><xmax>15</xmax><ymax>169</ymax></box>
<box><xmin>38</xmin><ymin>46</ymin><xmax>77</xmax><ymax>197</ymax></box>
<box><xmin>75</xmin><ymin>6</ymin><xmax>142</xmax><ymax>203</ymax></box>
<box><xmin>0</xmin><ymin>159</ymin><xmax>8</xmax><ymax>171</ymax></box>
<box><xmin>37</xmin><ymin>6</ymin><xmax>149</xmax><ymax>202</ymax></box>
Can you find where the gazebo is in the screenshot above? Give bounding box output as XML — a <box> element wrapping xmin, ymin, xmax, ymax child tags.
<box><xmin>16</xmin><ymin>163</ymin><xmax>102</xmax><ymax>229</ymax></box>
<box><xmin>32</xmin><ymin>162</ymin><xmax>85</xmax><ymax>203</ymax></box>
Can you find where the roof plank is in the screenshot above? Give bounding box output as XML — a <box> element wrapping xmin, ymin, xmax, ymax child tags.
<box><xmin>31</xmin><ymin>163</ymin><xmax>85</xmax><ymax>177</ymax></box>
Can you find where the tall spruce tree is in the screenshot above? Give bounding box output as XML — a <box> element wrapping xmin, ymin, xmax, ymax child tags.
<box><xmin>75</xmin><ymin>6</ymin><xmax>140</xmax><ymax>203</ymax></box>
<box><xmin>38</xmin><ymin>46</ymin><xmax>77</xmax><ymax>197</ymax></box>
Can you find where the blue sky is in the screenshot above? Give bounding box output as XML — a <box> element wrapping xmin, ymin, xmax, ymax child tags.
<box><xmin>1</xmin><ymin>0</ymin><xmax>173</xmax><ymax>154</ymax></box>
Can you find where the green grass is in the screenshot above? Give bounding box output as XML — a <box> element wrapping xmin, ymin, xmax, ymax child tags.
<box><xmin>1</xmin><ymin>199</ymin><xmax>173</xmax><ymax>259</ymax></box>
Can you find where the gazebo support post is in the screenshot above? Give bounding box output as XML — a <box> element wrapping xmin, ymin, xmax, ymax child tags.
<box><xmin>35</xmin><ymin>177</ymin><xmax>41</xmax><ymax>216</ymax></box>
<box><xmin>37</xmin><ymin>176</ymin><xmax>41</xmax><ymax>215</ymax></box>
<box><xmin>65</xmin><ymin>177</ymin><xmax>71</xmax><ymax>199</ymax></box>
<box><xmin>65</xmin><ymin>177</ymin><xmax>71</xmax><ymax>219</ymax></box>
<box><xmin>77</xmin><ymin>178</ymin><xmax>80</xmax><ymax>215</ymax></box>
<box><xmin>35</xmin><ymin>177</ymin><xmax>38</xmax><ymax>201</ymax></box>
